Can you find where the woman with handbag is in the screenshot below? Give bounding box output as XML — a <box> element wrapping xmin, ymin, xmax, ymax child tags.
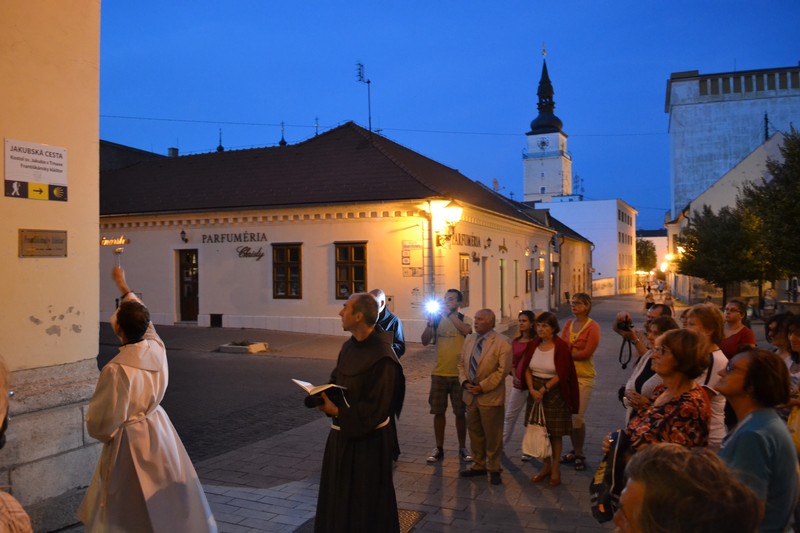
<box><xmin>503</xmin><ymin>310</ymin><xmax>537</xmax><ymax>448</ymax></box>
<box><xmin>521</xmin><ymin>312</ymin><xmax>579</xmax><ymax>486</ymax></box>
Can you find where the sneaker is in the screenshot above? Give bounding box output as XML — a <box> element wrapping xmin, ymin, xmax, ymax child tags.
<box><xmin>426</xmin><ymin>447</ymin><xmax>444</xmax><ymax>463</ymax></box>
<box><xmin>459</xmin><ymin>448</ymin><xmax>474</xmax><ymax>462</ymax></box>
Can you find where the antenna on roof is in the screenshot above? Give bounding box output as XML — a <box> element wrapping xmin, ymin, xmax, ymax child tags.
<box><xmin>315</xmin><ymin>116</ymin><xmax>319</xmax><ymax>136</ymax></box>
<box><xmin>217</xmin><ymin>128</ymin><xmax>224</xmax><ymax>152</ymax></box>
<box><xmin>356</xmin><ymin>62</ymin><xmax>372</xmax><ymax>133</ymax></box>
<box><xmin>279</xmin><ymin>121</ymin><xmax>287</xmax><ymax>147</ymax></box>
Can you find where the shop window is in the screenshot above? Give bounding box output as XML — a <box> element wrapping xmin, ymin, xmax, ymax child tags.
<box><xmin>335</xmin><ymin>242</ymin><xmax>367</xmax><ymax>299</ymax></box>
<box><xmin>459</xmin><ymin>254</ymin><xmax>471</xmax><ymax>308</ymax></box>
<box><xmin>272</xmin><ymin>243</ymin><xmax>302</xmax><ymax>299</ymax></box>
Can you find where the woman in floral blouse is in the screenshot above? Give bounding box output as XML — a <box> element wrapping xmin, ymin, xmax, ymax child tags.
<box><xmin>625</xmin><ymin>328</ymin><xmax>711</xmax><ymax>451</ymax></box>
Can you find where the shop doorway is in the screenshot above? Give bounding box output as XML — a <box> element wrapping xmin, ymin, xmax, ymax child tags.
<box><xmin>179</xmin><ymin>249</ymin><xmax>198</xmax><ymax>322</ymax></box>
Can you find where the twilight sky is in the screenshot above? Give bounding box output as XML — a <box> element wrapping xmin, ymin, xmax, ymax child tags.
<box><xmin>100</xmin><ymin>1</ymin><xmax>800</xmax><ymax>229</ymax></box>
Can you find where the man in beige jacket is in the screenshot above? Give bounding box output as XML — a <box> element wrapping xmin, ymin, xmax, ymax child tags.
<box><xmin>457</xmin><ymin>309</ymin><xmax>512</xmax><ymax>485</ymax></box>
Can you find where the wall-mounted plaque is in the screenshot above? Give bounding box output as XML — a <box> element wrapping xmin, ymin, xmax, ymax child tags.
<box><xmin>19</xmin><ymin>229</ymin><xmax>67</xmax><ymax>257</ymax></box>
<box><xmin>5</xmin><ymin>139</ymin><xmax>68</xmax><ymax>202</ymax></box>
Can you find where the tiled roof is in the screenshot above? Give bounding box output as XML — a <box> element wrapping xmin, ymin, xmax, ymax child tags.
<box><xmin>100</xmin><ymin>122</ymin><xmax>550</xmax><ymax>231</ymax></box>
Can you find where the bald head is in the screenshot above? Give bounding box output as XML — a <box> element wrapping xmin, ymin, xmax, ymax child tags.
<box><xmin>474</xmin><ymin>308</ymin><xmax>496</xmax><ymax>335</ymax></box>
<box><xmin>368</xmin><ymin>289</ymin><xmax>386</xmax><ymax>313</ymax></box>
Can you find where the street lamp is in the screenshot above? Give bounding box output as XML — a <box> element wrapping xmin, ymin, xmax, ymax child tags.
<box><xmin>434</xmin><ymin>200</ymin><xmax>463</xmax><ymax>247</ymax></box>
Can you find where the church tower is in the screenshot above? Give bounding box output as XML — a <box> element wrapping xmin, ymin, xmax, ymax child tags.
<box><xmin>523</xmin><ymin>58</ymin><xmax>573</xmax><ymax>203</ymax></box>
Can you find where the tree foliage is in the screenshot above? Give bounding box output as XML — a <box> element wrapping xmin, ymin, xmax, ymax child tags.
<box><xmin>636</xmin><ymin>238</ymin><xmax>657</xmax><ymax>272</ymax></box>
<box><xmin>676</xmin><ymin>128</ymin><xmax>800</xmax><ymax>299</ymax></box>
<box><xmin>738</xmin><ymin>128</ymin><xmax>800</xmax><ymax>276</ymax></box>
<box><xmin>676</xmin><ymin>205</ymin><xmax>757</xmax><ymax>302</ymax></box>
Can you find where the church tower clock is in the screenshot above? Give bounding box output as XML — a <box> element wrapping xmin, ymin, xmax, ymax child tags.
<box><xmin>523</xmin><ymin>57</ymin><xmax>573</xmax><ymax>203</ymax></box>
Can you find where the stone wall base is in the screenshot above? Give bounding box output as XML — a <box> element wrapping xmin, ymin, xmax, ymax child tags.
<box><xmin>0</xmin><ymin>359</ymin><xmax>100</xmax><ymax>531</ymax></box>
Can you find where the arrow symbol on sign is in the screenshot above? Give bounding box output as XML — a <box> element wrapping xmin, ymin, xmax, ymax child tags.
<box><xmin>33</xmin><ymin>188</ymin><xmax>43</xmax><ymax>194</ymax></box>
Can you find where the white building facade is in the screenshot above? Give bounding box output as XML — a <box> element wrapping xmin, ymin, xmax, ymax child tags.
<box><xmin>544</xmin><ymin>199</ymin><xmax>637</xmax><ymax>296</ymax></box>
<box><xmin>666</xmin><ymin>66</ymin><xmax>800</xmax><ymax>217</ymax></box>
<box><xmin>100</xmin><ymin>124</ymin><xmax>559</xmax><ymax>338</ymax></box>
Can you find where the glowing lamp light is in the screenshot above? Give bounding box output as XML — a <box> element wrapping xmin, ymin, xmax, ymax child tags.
<box><xmin>425</xmin><ymin>300</ymin><xmax>441</xmax><ymax>315</ymax></box>
<box><xmin>430</xmin><ymin>199</ymin><xmax>463</xmax><ymax>247</ymax></box>
<box><xmin>442</xmin><ymin>200</ymin><xmax>463</xmax><ymax>226</ymax></box>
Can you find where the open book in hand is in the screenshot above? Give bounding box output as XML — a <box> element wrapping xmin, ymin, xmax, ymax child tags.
<box><xmin>292</xmin><ymin>379</ymin><xmax>348</xmax><ymax>408</ymax></box>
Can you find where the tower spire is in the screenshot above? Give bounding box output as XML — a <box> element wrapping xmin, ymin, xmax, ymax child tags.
<box><xmin>527</xmin><ymin>52</ymin><xmax>563</xmax><ymax>136</ymax></box>
<box><xmin>279</xmin><ymin>121</ymin><xmax>287</xmax><ymax>147</ymax></box>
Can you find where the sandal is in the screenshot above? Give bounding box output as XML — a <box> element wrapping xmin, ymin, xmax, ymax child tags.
<box><xmin>560</xmin><ymin>450</ymin><xmax>576</xmax><ymax>464</ymax></box>
<box><xmin>574</xmin><ymin>455</ymin><xmax>586</xmax><ymax>471</ymax></box>
<box><xmin>531</xmin><ymin>469</ymin><xmax>551</xmax><ymax>483</ymax></box>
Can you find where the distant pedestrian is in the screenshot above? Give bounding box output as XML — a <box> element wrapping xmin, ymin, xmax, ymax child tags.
<box><xmin>657</xmin><ymin>280</ymin><xmax>665</xmax><ymax>299</ymax></box>
<box><xmin>644</xmin><ymin>289</ymin><xmax>655</xmax><ymax>312</ymax></box>
<box><xmin>78</xmin><ymin>266</ymin><xmax>216</xmax><ymax>532</ymax></box>
<box><xmin>762</xmin><ymin>288</ymin><xmax>777</xmax><ymax>320</ymax></box>
<box><xmin>314</xmin><ymin>293</ymin><xmax>405</xmax><ymax>533</ymax></box>
<box><xmin>662</xmin><ymin>290</ymin><xmax>675</xmax><ymax>315</ymax></box>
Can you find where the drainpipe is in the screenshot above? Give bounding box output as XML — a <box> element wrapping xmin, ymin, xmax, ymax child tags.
<box><xmin>426</xmin><ymin>200</ymin><xmax>436</xmax><ymax>299</ymax></box>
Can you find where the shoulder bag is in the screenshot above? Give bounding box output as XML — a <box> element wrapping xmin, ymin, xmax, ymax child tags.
<box><xmin>589</xmin><ymin>430</ymin><xmax>631</xmax><ymax>523</ymax></box>
<box><xmin>522</xmin><ymin>400</ymin><xmax>551</xmax><ymax>460</ymax></box>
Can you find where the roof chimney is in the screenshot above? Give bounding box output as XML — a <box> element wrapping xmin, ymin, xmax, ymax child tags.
<box><xmin>168</xmin><ymin>147</ymin><xmax>179</xmax><ymax>157</ymax></box>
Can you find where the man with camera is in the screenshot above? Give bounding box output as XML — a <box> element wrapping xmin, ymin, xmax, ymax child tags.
<box><xmin>421</xmin><ymin>289</ymin><xmax>473</xmax><ymax>463</ymax></box>
<box><xmin>613</xmin><ymin>304</ymin><xmax>672</xmax><ymax>357</ymax></box>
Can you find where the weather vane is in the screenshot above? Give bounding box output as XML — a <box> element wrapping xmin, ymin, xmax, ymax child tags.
<box><xmin>542</xmin><ymin>42</ymin><xmax>547</xmax><ymax>59</ymax></box>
